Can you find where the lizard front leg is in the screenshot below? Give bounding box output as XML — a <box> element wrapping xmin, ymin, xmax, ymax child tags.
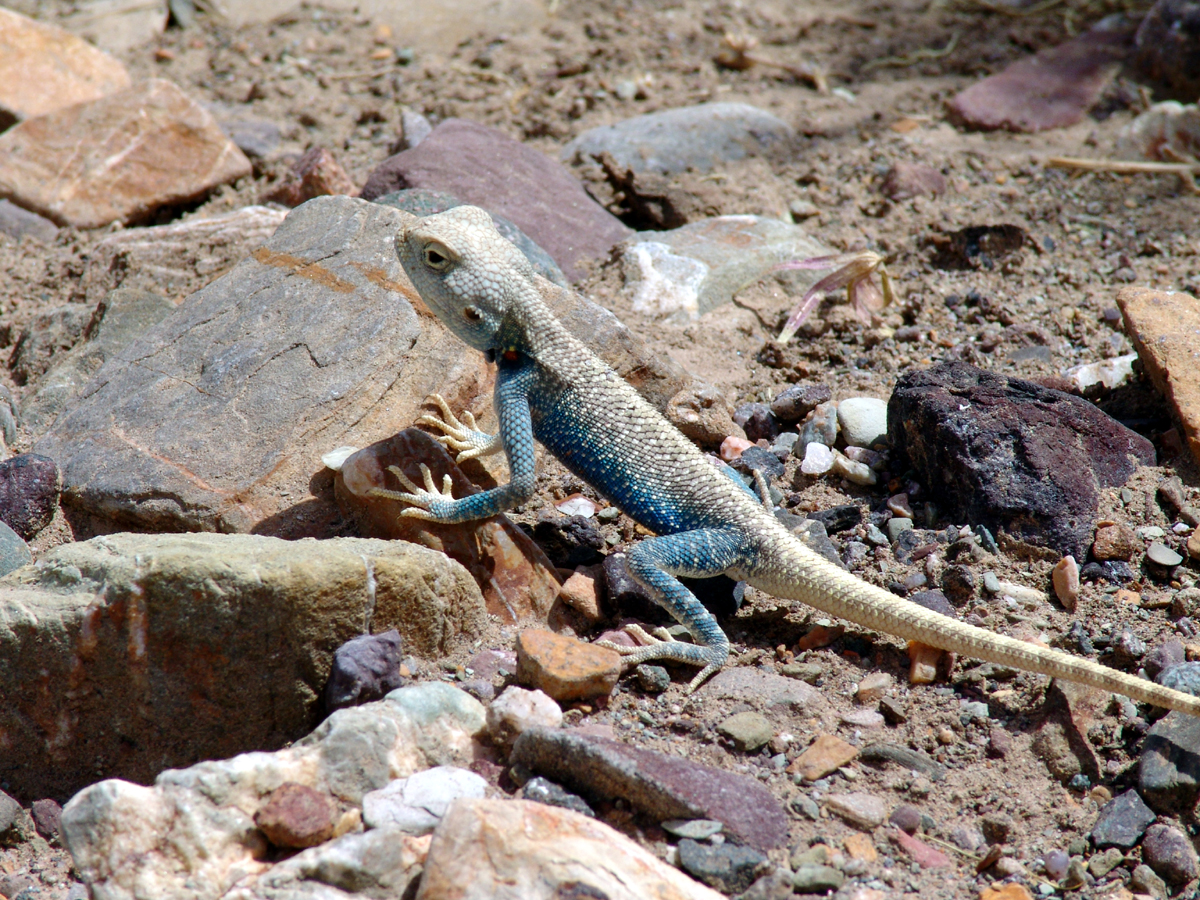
<box><xmin>416</xmin><ymin>393</ymin><xmax>503</xmax><ymax>462</ymax></box>
<box><xmin>597</xmin><ymin>527</ymin><xmax>743</xmax><ymax>692</ymax></box>
<box><xmin>369</xmin><ymin>363</ymin><xmax>538</xmax><ymax>523</ymax></box>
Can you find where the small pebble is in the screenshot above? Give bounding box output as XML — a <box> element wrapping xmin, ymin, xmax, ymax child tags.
<box><xmin>887</xmin><ymin>493</ymin><xmax>913</xmax><ymax>518</ymax></box>
<box><xmin>635</xmin><ymin>664</ymin><xmax>670</xmax><ymax>693</ymax></box>
<box><xmin>889</xmin><ymin>804</ymin><xmax>921</xmax><ymax>834</ymax></box>
<box><xmin>1052</xmin><ymin>555</ymin><xmax>1080</xmax><ymax>610</ymax></box>
<box><xmin>800</xmin><ymin>441</ymin><xmax>835</xmax><ymax>475</ymax></box>
<box><xmin>1044</xmin><ymin>848</ymin><xmax>1070</xmax><ymax>880</ymax></box>
<box><xmin>837</xmin><ymin>397</ymin><xmax>888</xmax><ymax>448</ymax></box>
<box><xmin>1147</xmin><ymin>542</ymin><xmax>1184</xmax><ymax>567</ymax></box>
<box><xmin>832</xmin><ymin>451</ymin><xmax>877</xmax><ymax>486</ymax></box>
<box><xmin>886</xmin><ymin>517</ymin><xmax>913</xmax><ymax>543</ymax></box>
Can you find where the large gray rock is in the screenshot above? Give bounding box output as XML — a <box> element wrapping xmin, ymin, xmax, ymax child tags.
<box><xmin>62</xmin><ymin>682</ymin><xmax>485</xmax><ymax>900</ymax></box>
<box><xmin>0</xmin><ymin>532</ymin><xmax>485</xmax><ymax>801</ymax></box>
<box><xmin>562</xmin><ymin>102</ymin><xmax>794</xmax><ymax>175</ymax></box>
<box><xmin>34</xmin><ymin>196</ymin><xmax>487</xmax><ymax>536</ymax></box>
<box><xmin>21</xmin><ymin>288</ymin><xmax>177</xmax><ymax>438</ymax></box>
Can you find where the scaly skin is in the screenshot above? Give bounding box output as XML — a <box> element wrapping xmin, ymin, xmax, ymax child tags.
<box><xmin>381</xmin><ymin>205</ymin><xmax>1200</xmax><ymax>715</ymax></box>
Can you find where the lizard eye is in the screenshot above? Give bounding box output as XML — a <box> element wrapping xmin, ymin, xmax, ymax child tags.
<box><xmin>463</xmin><ymin>306</ymin><xmax>482</xmax><ymax>322</ymax></box>
<box><xmin>423</xmin><ymin>242</ymin><xmax>452</xmax><ymax>271</ymax></box>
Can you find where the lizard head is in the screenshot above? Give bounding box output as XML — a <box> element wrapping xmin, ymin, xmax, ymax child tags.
<box><xmin>396</xmin><ymin>205</ymin><xmax>537</xmax><ymax>352</ymax></box>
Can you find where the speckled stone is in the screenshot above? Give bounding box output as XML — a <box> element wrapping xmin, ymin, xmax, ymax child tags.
<box><xmin>1090</xmin><ymin>788</ymin><xmax>1156</xmax><ymax>848</ymax></box>
<box><xmin>1142</xmin><ymin>822</ymin><xmax>1199</xmax><ymax>886</ymax></box>
<box><xmin>716</xmin><ymin>711</ymin><xmax>773</xmax><ymax>752</ymax></box>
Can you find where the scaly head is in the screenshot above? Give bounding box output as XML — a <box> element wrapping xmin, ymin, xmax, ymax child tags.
<box><xmin>396</xmin><ymin>205</ymin><xmax>538</xmax><ymax>353</ymax></box>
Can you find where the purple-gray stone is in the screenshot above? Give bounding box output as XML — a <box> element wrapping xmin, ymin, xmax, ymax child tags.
<box><xmin>511</xmin><ymin>726</ymin><xmax>789</xmax><ymax>852</ymax></box>
<box><xmin>1090</xmin><ymin>788</ymin><xmax>1156</xmax><ymax>848</ymax></box>
<box><xmin>323</xmin><ymin>630</ymin><xmax>404</xmax><ymax>712</ymax></box>
<box><xmin>359</xmin><ymin>119</ymin><xmax>630</xmax><ymax>282</ymax></box>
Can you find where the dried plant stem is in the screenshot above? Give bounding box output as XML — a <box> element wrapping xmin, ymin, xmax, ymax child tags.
<box><xmin>1047</xmin><ymin>156</ymin><xmax>1199</xmax><ymax>193</ymax></box>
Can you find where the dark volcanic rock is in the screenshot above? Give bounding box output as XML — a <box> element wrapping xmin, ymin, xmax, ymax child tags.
<box><xmin>1142</xmin><ymin>822</ymin><xmax>1200</xmax><ymax>886</ymax></box>
<box><xmin>526</xmin><ymin>514</ymin><xmax>605</xmax><ymax>569</ymax></box>
<box><xmin>0</xmin><ymin>454</ymin><xmax>60</xmax><ymax>540</ymax></box>
<box><xmin>359</xmin><ymin>119</ymin><xmax>631</xmax><ymax>282</ymax></box>
<box><xmin>323</xmin><ymin>630</ymin><xmax>405</xmax><ymax>712</ymax></box>
<box><xmin>1090</xmin><ymin>788</ymin><xmax>1156</xmax><ymax>848</ymax></box>
<box><xmin>511</xmin><ymin>726</ymin><xmax>789</xmax><ymax>852</ymax></box>
<box><xmin>888</xmin><ymin>361</ymin><xmax>1155</xmax><ymax>558</ymax></box>
<box><xmin>1139</xmin><ymin>711</ymin><xmax>1200</xmax><ymax>814</ymax></box>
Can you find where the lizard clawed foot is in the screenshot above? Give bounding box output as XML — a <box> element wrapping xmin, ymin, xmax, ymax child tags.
<box><xmin>367</xmin><ymin>463</ymin><xmax>455</xmax><ymax>521</ymax></box>
<box><xmin>596</xmin><ymin>625</ymin><xmax>729</xmax><ymax>694</ymax></box>
<box><xmin>416</xmin><ymin>394</ymin><xmax>502</xmax><ymax>463</ymax></box>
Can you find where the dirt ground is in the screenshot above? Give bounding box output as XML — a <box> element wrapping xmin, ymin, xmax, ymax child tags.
<box><xmin>2</xmin><ymin>0</ymin><xmax>1200</xmax><ymax>898</ymax></box>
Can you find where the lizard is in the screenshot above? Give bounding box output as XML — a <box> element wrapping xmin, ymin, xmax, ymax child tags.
<box><xmin>373</xmin><ymin>203</ymin><xmax>1200</xmax><ymax>717</ymax></box>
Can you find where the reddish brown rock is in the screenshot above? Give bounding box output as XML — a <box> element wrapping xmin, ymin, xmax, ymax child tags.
<box><xmin>0</xmin><ymin>8</ymin><xmax>131</xmax><ymax>127</ymax></box>
<box><xmin>1052</xmin><ymin>555</ymin><xmax>1080</xmax><ymax>610</ymax></box>
<box><xmin>254</xmin><ymin>782</ymin><xmax>336</xmax><ymax>849</ymax></box>
<box><xmin>0</xmin><ymin>454</ymin><xmax>61</xmax><ymax>541</ymax></box>
<box><xmin>359</xmin><ymin>119</ymin><xmax>631</xmax><ymax>282</ymax></box>
<box><xmin>515</xmin><ymin>629</ymin><xmax>621</xmax><ymax>702</ymax></box>
<box><xmin>889</xmin><ymin>829</ymin><xmax>952</xmax><ymax>868</ymax></box>
<box><xmin>337</xmin><ymin>429</ymin><xmax>560</xmax><ymax>624</ymax></box>
<box><xmin>888</xmin><ymin>361</ymin><xmax>1155</xmax><ymax>559</ymax></box>
<box><xmin>30</xmin><ymin>798</ymin><xmax>62</xmax><ymax>841</ymax></box>
<box><xmin>1117</xmin><ymin>287</ymin><xmax>1200</xmax><ymax>468</ymax></box>
<box><xmin>511</xmin><ymin>726</ymin><xmax>789</xmax><ymax>852</ymax></box>
<box><xmin>946</xmin><ymin>24</ymin><xmax>1133</xmax><ymax>132</ymax></box>
<box><xmin>880</xmin><ymin>161</ymin><xmax>946</xmax><ymax>200</ymax></box>
<box><xmin>0</xmin><ymin>78</ymin><xmax>251</xmax><ymax>228</ymax></box>
<box><xmin>260</xmin><ymin>147</ymin><xmax>357</xmax><ymax>207</ymax></box>
<box><xmin>789</xmin><ymin>734</ymin><xmax>858</xmax><ymax>782</ymax></box>
<box><xmin>1093</xmin><ymin>523</ymin><xmax>1140</xmax><ymax>561</ymax></box>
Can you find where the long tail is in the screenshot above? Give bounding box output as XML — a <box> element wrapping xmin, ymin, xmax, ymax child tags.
<box><xmin>752</xmin><ymin>535</ymin><xmax>1200</xmax><ymax>716</ymax></box>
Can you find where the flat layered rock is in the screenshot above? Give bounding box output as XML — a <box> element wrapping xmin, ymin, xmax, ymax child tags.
<box><xmin>946</xmin><ymin>24</ymin><xmax>1133</xmax><ymax>132</ymax></box>
<box><xmin>1117</xmin><ymin>287</ymin><xmax>1200</xmax><ymax>468</ymax></box>
<box><xmin>360</xmin><ymin>118</ymin><xmax>631</xmax><ymax>282</ymax></box>
<box><xmin>34</xmin><ymin>196</ymin><xmax>488</xmax><ymax>536</ymax></box>
<box><xmin>562</xmin><ymin>102</ymin><xmax>794</xmax><ymax>175</ymax></box>
<box><xmin>0</xmin><ymin>532</ymin><xmax>484</xmax><ymax>802</ymax></box>
<box><xmin>78</xmin><ymin>204</ymin><xmax>288</xmax><ymax>304</ymax></box>
<box><xmin>0</xmin><ymin>8</ymin><xmax>130</xmax><ymax>127</ymax></box>
<box><xmin>0</xmin><ymin>78</ymin><xmax>251</xmax><ymax>228</ymax></box>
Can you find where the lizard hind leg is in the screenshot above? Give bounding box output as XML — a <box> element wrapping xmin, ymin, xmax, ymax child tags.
<box><xmin>595</xmin><ymin>528</ymin><xmax>744</xmax><ymax>693</ymax></box>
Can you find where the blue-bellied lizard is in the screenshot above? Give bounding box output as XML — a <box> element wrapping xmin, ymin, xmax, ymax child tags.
<box><xmin>375</xmin><ymin>204</ymin><xmax>1200</xmax><ymax>715</ymax></box>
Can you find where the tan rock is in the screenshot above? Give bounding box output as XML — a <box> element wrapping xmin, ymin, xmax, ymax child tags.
<box><xmin>1093</xmin><ymin>523</ymin><xmax>1140</xmax><ymax>561</ymax></box>
<box><xmin>788</xmin><ymin>734</ymin><xmax>859</xmax><ymax>782</ymax></box>
<box><xmin>0</xmin><ymin>78</ymin><xmax>251</xmax><ymax>228</ymax></box>
<box><xmin>1189</xmin><ymin>525</ymin><xmax>1200</xmax><ymax>561</ymax></box>
<box><xmin>338</xmin><ymin>429</ymin><xmax>560</xmax><ymax>625</ymax></box>
<box><xmin>261</xmin><ymin>146</ymin><xmax>357</xmax><ymax>207</ymax></box>
<box><xmin>1052</xmin><ymin>555</ymin><xmax>1081</xmax><ymax>611</ymax></box>
<box><xmin>843</xmin><ymin>832</ymin><xmax>878</xmax><ymax>862</ymax></box>
<box><xmin>823</xmin><ymin>792</ymin><xmax>887</xmax><ymax>830</ymax></box>
<box><xmin>516</xmin><ymin>629</ymin><xmax>621</xmax><ymax>702</ymax></box>
<box><xmin>558</xmin><ymin>568</ymin><xmax>602</xmax><ymax>622</ymax></box>
<box><xmin>1117</xmin><ymin>287</ymin><xmax>1200</xmax><ymax>467</ymax></box>
<box><xmin>855</xmin><ymin>672</ymin><xmax>893</xmax><ymax>704</ymax></box>
<box><xmin>666</xmin><ymin>382</ymin><xmax>744</xmax><ymax>450</ymax></box>
<box><xmin>0</xmin><ymin>8</ymin><xmax>130</xmax><ymax>125</ymax></box>
<box><xmin>417</xmin><ymin>798</ymin><xmax>724</xmax><ymax>900</ymax></box>
<box><xmin>907</xmin><ymin>641</ymin><xmax>943</xmax><ymax>684</ymax></box>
